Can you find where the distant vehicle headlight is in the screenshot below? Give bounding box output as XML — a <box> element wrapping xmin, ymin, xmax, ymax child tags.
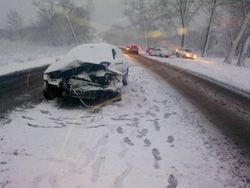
<box><xmin>194</xmin><ymin>55</ymin><xmax>197</xmax><ymax>58</ymax></box>
<box><xmin>187</xmin><ymin>53</ymin><xmax>190</xmax><ymax>57</ymax></box>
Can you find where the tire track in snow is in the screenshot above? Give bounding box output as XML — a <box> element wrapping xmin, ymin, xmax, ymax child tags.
<box><xmin>111</xmin><ymin>164</ymin><xmax>133</xmax><ymax>188</ymax></box>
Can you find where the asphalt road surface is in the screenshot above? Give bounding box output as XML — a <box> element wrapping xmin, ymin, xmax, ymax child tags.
<box><xmin>124</xmin><ymin>52</ymin><xmax>250</xmax><ymax>155</ymax></box>
<box><xmin>0</xmin><ymin>65</ymin><xmax>49</xmax><ymax>117</ymax></box>
<box><xmin>1</xmin><ymin>53</ymin><xmax>250</xmax><ymax>155</ymax></box>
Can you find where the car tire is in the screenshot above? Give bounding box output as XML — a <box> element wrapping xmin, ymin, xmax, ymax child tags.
<box><xmin>176</xmin><ymin>53</ymin><xmax>179</xmax><ymax>57</ymax></box>
<box><xmin>159</xmin><ymin>54</ymin><xmax>163</xmax><ymax>57</ymax></box>
<box><xmin>122</xmin><ymin>69</ymin><xmax>129</xmax><ymax>86</ymax></box>
<box><xmin>43</xmin><ymin>81</ymin><xmax>56</xmax><ymax>100</ymax></box>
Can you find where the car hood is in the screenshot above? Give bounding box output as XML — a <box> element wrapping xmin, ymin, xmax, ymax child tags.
<box><xmin>45</xmin><ymin>57</ymin><xmax>113</xmax><ymax>74</ymax></box>
<box><xmin>45</xmin><ymin>43</ymin><xmax>116</xmax><ymax>73</ymax></box>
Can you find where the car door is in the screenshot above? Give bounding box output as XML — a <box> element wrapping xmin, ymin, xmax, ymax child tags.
<box><xmin>112</xmin><ymin>48</ymin><xmax>129</xmax><ymax>74</ymax></box>
<box><xmin>150</xmin><ymin>48</ymin><xmax>156</xmax><ymax>56</ymax></box>
<box><xmin>156</xmin><ymin>48</ymin><xmax>161</xmax><ymax>56</ymax></box>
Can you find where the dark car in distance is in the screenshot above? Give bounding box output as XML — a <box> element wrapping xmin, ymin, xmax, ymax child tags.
<box><xmin>126</xmin><ymin>45</ymin><xmax>139</xmax><ymax>54</ymax></box>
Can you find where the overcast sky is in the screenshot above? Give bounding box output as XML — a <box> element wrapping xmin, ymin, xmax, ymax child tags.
<box><xmin>0</xmin><ymin>0</ymin><xmax>129</xmax><ymax>33</ymax></box>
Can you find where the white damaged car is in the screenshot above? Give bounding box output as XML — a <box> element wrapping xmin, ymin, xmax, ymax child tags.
<box><xmin>43</xmin><ymin>43</ymin><xmax>129</xmax><ymax>100</ymax></box>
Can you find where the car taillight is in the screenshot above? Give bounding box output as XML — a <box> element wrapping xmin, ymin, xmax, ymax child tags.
<box><xmin>136</xmin><ymin>46</ymin><xmax>139</xmax><ymax>49</ymax></box>
<box><xmin>129</xmin><ymin>46</ymin><xmax>132</xmax><ymax>48</ymax></box>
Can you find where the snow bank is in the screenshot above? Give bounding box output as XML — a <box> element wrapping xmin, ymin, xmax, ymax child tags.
<box><xmin>0</xmin><ymin>40</ymin><xmax>71</xmax><ymax>76</ymax></box>
<box><xmin>145</xmin><ymin>54</ymin><xmax>250</xmax><ymax>94</ymax></box>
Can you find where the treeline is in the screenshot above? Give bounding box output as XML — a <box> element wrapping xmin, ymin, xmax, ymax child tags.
<box><xmin>0</xmin><ymin>0</ymin><xmax>93</xmax><ymax>46</ymax></box>
<box><xmin>104</xmin><ymin>0</ymin><xmax>250</xmax><ymax>66</ymax></box>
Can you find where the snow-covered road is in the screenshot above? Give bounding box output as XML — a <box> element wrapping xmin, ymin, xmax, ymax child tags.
<box><xmin>0</xmin><ymin>58</ymin><xmax>249</xmax><ymax>188</ymax></box>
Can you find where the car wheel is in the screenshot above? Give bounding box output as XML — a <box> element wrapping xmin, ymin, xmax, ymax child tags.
<box><xmin>165</xmin><ymin>55</ymin><xmax>169</xmax><ymax>58</ymax></box>
<box><xmin>43</xmin><ymin>81</ymin><xmax>56</xmax><ymax>100</ymax></box>
<box><xmin>159</xmin><ymin>54</ymin><xmax>163</xmax><ymax>57</ymax></box>
<box><xmin>176</xmin><ymin>53</ymin><xmax>179</xmax><ymax>57</ymax></box>
<box><xmin>122</xmin><ymin>69</ymin><xmax>129</xmax><ymax>86</ymax></box>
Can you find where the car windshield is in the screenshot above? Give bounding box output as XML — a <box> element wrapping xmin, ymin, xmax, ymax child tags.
<box><xmin>184</xmin><ymin>49</ymin><xmax>192</xmax><ymax>52</ymax></box>
<box><xmin>1</xmin><ymin>1</ymin><xmax>250</xmax><ymax>188</ymax></box>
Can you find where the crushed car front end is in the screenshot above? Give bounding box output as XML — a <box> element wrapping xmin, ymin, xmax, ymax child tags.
<box><xmin>43</xmin><ymin>61</ymin><xmax>123</xmax><ymax>100</ymax></box>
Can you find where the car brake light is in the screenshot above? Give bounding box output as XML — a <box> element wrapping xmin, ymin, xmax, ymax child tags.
<box><xmin>129</xmin><ymin>46</ymin><xmax>132</xmax><ymax>48</ymax></box>
<box><xmin>136</xmin><ymin>46</ymin><xmax>139</xmax><ymax>49</ymax></box>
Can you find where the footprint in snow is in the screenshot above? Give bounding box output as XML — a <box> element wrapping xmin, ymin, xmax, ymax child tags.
<box><xmin>164</xmin><ymin>112</ymin><xmax>176</xmax><ymax>119</ymax></box>
<box><xmin>146</xmin><ymin>111</ymin><xmax>157</xmax><ymax>118</ymax></box>
<box><xmin>137</xmin><ymin>103</ymin><xmax>142</xmax><ymax>108</ymax></box>
<box><xmin>144</xmin><ymin>139</ymin><xmax>151</xmax><ymax>147</ymax></box>
<box><xmin>124</xmin><ymin>137</ymin><xmax>134</xmax><ymax>146</ymax></box>
<box><xmin>167</xmin><ymin>136</ymin><xmax>175</xmax><ymax>143</ymax></box>
<box><xmin>153</xmin><ymin>120</ymin><xmax>160</xmax><ymax>131</ymax></box>
<box><xmin>40</xmin><ymin>110</ymin><xmax>51</xmax><ymax>115</ymax></box>
<box><xmin>137</xmin><ymin>128</ymin><xmax>148</xmax><ymax>138</ymax></box>
<box><xmin>152</xmin><ymin>148</ymin><xmax>162</xmax><ymax>169</ymax></box>
<box><xmin>116</xmin><ymin>127</ymin><xmax>124</xmax><ymax>134</ymax></box>
<box><xmin>22</xmin><ymin>116</ymin><xmax>35</xmax><ymax>120</ymax></box>
<box><xmin>167</xmin><ymin>174</ymin><xmax>178</xmax><ymax>188</ymax></box>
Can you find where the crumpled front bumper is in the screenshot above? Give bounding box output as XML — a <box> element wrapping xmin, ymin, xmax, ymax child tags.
<box><xmin>67</xmin><ymin>75</ymin><xmax>122</xmax><ymax>99</ymax></box>
<box><xmin>44</xmin><ymin>64</ymin><xmax>123</xmax><ymax>99</ymax></box>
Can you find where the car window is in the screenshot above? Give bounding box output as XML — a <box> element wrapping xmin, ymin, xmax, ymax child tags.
<box><xmin>112</xmin><ymin>49</ymin><xmax>117</xmax><ymax>59</ymax></box>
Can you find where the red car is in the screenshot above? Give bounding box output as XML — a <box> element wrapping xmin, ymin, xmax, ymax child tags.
<box><xmin>126</xmin><ymin>45</ymin><xmax>139</xmax><ymax>54</ymax></box>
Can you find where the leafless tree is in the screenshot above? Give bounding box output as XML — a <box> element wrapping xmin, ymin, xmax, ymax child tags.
<box><xmin>167</xmin><ymin>0</ymin><xmax>206</xmax><ymax>48</ymax></box>
<box><xmin>103</xmin><ymin>24</ymin><xmax>139</xmax><ymax>46</ymax></box>
<box><xmin>33</xmin><ymin>0</ymin><xmax>92</xmax><ymax>46</ymax></box>
<box><xmin>237</xmin><ymin>31</ymin><xmax>250</xmax><ymax>66</ymax></box>
<box><xmin>236</xmin><ymin>1</ymin><xmax>250</xmax><ymax>67</ymax></box>
<box><xmin>224</xmin><ymin>1</ymin><xmax>250</xmax><ymax>64</ymax></box>
<box><xmin>202</xmin><ymin>0</ymin><xmax>227</xmax><ymax>57</ymax></box>
<box><xmin>33</xmin><ymin>0</ymin><xmax>59</xmax><ymax>45</ymax></box>
<box><xmin>123</xmin><ymin>0</ymin><xmax>170</xmax><ymax>49</ymax></box>
<box><xmin>55</xmin><ymin>0</ymin><xmax>78</xmax><ymax>46</ymax></box>
<box><xmin>5</xmin><ymin>10</ymin><xmax>23</xmax><ymax>40</ymax></box>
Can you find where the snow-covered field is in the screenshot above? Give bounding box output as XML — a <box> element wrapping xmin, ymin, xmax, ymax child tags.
<box><xmin>144</xmin><ymin>53</ymin><xmax>250</xmax><ymax>95</ymax></box>
<box><xmin>0</xmin><ymin>40</ymin><xmax>71</xmax><ymax>76</ymax></box>
<box><xmin>1</xmin><ymin>57</ymin><xmax>249</xmax><ymax>188</ymax></box>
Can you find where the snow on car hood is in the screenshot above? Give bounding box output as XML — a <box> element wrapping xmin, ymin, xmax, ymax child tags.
<box><xmin>45</xmin><ymin>43</ymin><xmax>115</xmax><ymax>73</ymax></box>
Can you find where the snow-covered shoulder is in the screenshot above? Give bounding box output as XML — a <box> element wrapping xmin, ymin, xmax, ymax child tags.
<box><xmin>0</xmin><ymin>40</ymin><xmax>70</xmax><ymax>76</ymax></box>
<box><xmin>144</xmin><ymin>54</ymin><xmax>250</xmax><ymax>95</ymax></box>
